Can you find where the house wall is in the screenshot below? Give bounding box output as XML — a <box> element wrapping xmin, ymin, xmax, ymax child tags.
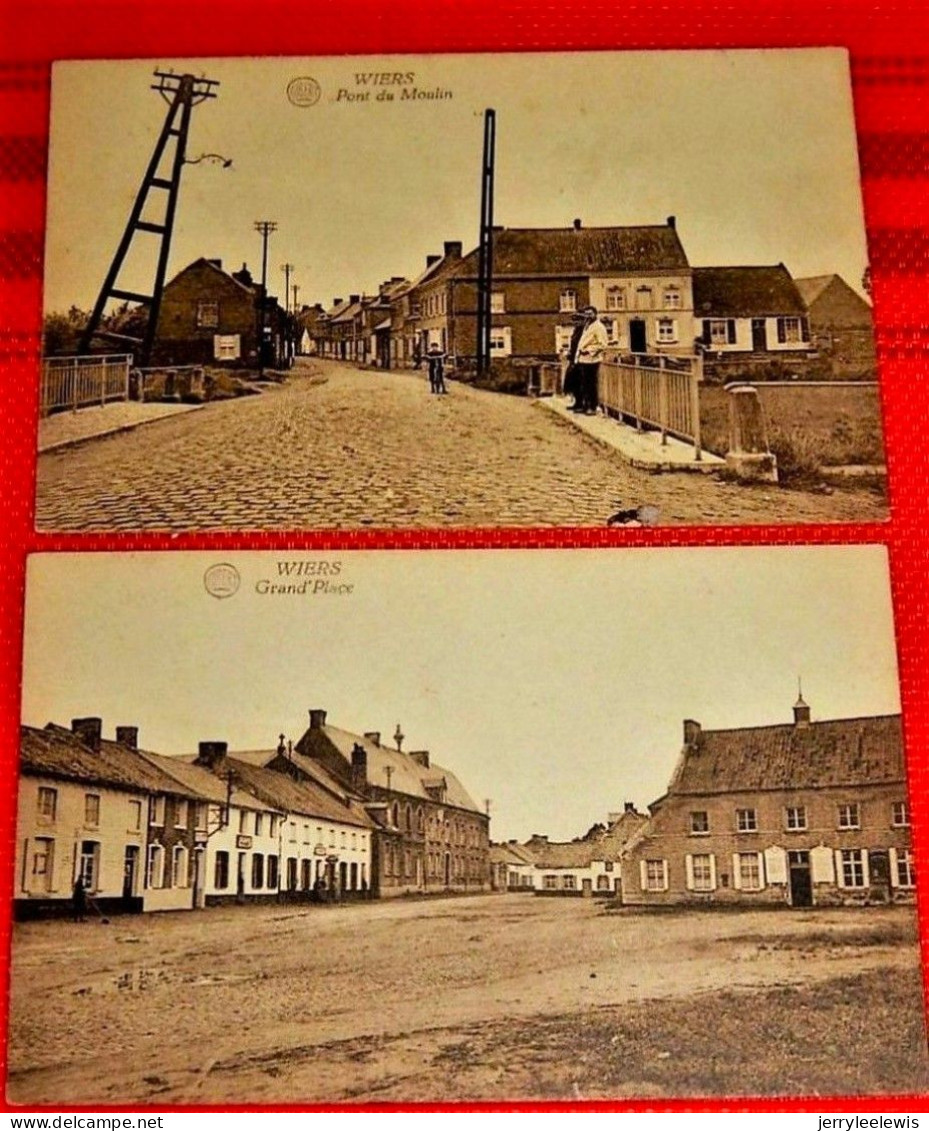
<box><xmin>534</xmin><ymin>861</ymin><xmax>622</xmax><ymax>897</ymax></box>
<box><xmin>698</xmin><ymin>316</ymin><xmax>811</xmax><ymax>354</ymax></box>
<box><xmin>278</xmin><ymin>815</ymin><xmax>372</xmax><ymax>898</ymax></box>
<box><xmin>622</xmin><ymin>782</ymin><xmax>913</xmax><ymax>907</ymax></box>
<box><xmin>157</xmin><ymin>265</ymin><xmax>258</xmax><ymax>366</ymax></box>
<box><xmin>201</xmin><ymin>805</ymin><xmax>285</xmax><ymax>906</ymax></box>
<box><xmin>590</xmin><ymin>273</ymin><xmax>695</xmax><ymax>355</ymax></box>
<box><xmin>450</xmin><ymin>277</ymin><xmax>591</xmax><ymax>359</ymax></box>
<box><xmin>15</xmin><ymin>775</ymin><xmax>147</xmax><ymax>916</ymax></box>
<box><xmin>142</xmin><ymin>793</ymin><xmax>203</xmax><ymax>913</ymax></box>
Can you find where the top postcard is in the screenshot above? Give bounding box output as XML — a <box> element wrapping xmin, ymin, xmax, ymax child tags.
<box><xmin>35</xmin><ymin>49</ymin><xmax>887</xmax><ymax>532</ymax></box>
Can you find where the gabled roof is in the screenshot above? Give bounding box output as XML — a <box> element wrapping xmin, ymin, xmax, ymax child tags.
<box><xmin>230</xmin><ymin>746</ymin><xmax>354</xmax><ymax>802</ymax></box>
<box><xmin>456</xmin><ymin>223</ymin><xmax>689</xmax><ymax>277</ymax></box>
<box><xmin>21</xmin><ymin>724</ymin><xmax>201</xmax><ymax>799</ymax></box>
<box><xmin>692</xmin><ymin>265</ymin><xmax>806</xmax><ymax>317</ymax></box>
<box><xmin>136</xmin><ymin>750</ymin><xmax>276</xmax><ymax>811</ymax></box>
<box><xmin>794</xmin><ymin>275</ymin><xmax>835</xmax><ymax>306</ymax></box>
<box><xmin>224</xmin><ymin>757</ymin><xmax>375</xmax><ymax>829</ymax></box>
<box><xmin>525</xmin><ymin>839</ymin><xmax>601</xmax><ymax>869</ymax></box>
<box><xmin>489</xmin><ymin>842</ymin><xmax>537</xmax><ymax>867</ymax></box>
<box><xmin>164</xmin><ymin>257</ymin><xmax>256</xmax><ymax>297</ymax></box>
<box><xmin>324</xmin><ymin>298</ymin><xmax>354</xmax><ymax>320</ymax></box>
<box><xmin>794</xmin><ymin>274</ymin><xmax>873</xmax><ymax>324</ymax></box>
<box><xmin>668</xmin><ymin>713</ymin><xmax>903</xmax><ymax>796</ymax></box>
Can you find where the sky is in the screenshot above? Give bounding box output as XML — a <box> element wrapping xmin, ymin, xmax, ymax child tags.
<box><xmin>43</xmin><ymin>48</ymin><xmax>870</xmax><ymax>314</ymax></box>
<box><xmin>20</xmin><ymin>546</ymin><xmax>900</xmax><ymax>843</ymax></box>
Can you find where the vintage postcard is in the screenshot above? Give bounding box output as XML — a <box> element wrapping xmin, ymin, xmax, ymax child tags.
<box><xmin>35</xmin><ymin>49</ymin><xmax>887</xmax><ymax>531</ymax></box>
<box><xmin>9</xmin><ymin>546</ymin><xmax>925</xmax><ymax>1104</ymax></box>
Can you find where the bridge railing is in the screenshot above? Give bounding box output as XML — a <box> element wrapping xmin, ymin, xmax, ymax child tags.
<box><xmin>40</xmin><ymin>354</ymin><xmax>132</xmax><ymax>417</ymax></box>
<box><xmin>598</xmin><ymin>351</ymin><xmax>703</xmax><ymax>460</ymax></box>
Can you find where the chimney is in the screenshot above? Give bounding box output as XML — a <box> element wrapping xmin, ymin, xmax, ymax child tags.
<box><xmin>115</xmin><ymin>726</ymin><xmax>139</xmax><ymax>750</ymax></box>
<box><xmin>349</xmin><ymin>293</ymin><xmax>360</xmax><ymax>304</ymax></box>
<box><xmin>426</xmin><ymin>254</ymin><xmax>441</xmax><ymax>267</ymax></box>
<box><xmin>364</xmin><ymin>731</ymin><xmax>381</xmax><ymax>747</ymax></box>
<box><xmin>333</xmin><ymin>297</ymin><xmax>343</xmax><ymax>307</ymax></box>
<box><xmin>309</xmin><ymin>709</ymin><xmax>327</xmax><ymax>731</ymax></box>
<box><xmin>233</xmin><ymin>263</ymin><xmax>253</xmax><ymax>287</ymax></box>
<box><xmin>667</xmin><ymin>215</ymin><xmax>676</xmax><ymax>229</ymax></box>
<box><xmin>410</xmin><ymin>750</ymin><xmax>430</xmax><ymax>768</ymax></box>
<box><xmin>793</xmin><ymin>693</ymin><xmax>811</xmax><ymax>728</ymax></box>
<box><xmin>196</xmin><ymin>741</ymin><xmax>228</xmax><ymax>770</ymax></box>
<box><xmin>443</xmin><ymin>241</ymin><xmax>462</xmax><ymax>259</ymax></box>
<box><xmin>573</xmin><ymin>218</ymin><xmax>582</xmax><ymax>230</ymax></box>
<box><xmin>206</xmin><ymin>258</ymin><xmax>222</xmax><ymax>269</ymax></box>
<box><xmin>390</xmin><ymin>275</ymin><xmax>405</xmax><ymax>283</ymax></box>
<box><xmin>72</xmin><ymin>717</ymin><xmax>102</xmax><ymax>752</ymax></box>
<box><xmin>351</xmin><ymin>742</ymin><xmax>367</xmax><ymax>789</ymax></box>
<box><xmin>624</xmin><ymin>801</ymin><xmax>636</xmax><ymax>813</ymax></box>
<box><xmin>683</xmin><ymin>719</ymin><xmax>702</xmax><ymax>748</ymax></box>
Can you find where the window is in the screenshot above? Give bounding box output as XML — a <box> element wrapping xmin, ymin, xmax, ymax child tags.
<box><xmin>316</xmin><ymin>826</ymin><xmax>323</xmax><ymax>845</ymax></box>
<box><xmin>37</xmin><ymin>787</ymin><xmax>57</xmax><ymax>822</ymax></box>
<box><xmin>174</xmin><ymin>799</ymin><xmax>188</xmax><ymax>830</ymax></box>
<box><xmin>892</xmin><ymin>801</ymin><xmax>909</xmax><ymax>827</ymax></box>
<box><xmin>146</xmin><ymin>844</ymin><xmax>165</xmax><ymax>889</ymax></box>
<box><xmin>656</xmin><ymin>318</ymin><xmax>677</xmax><ymax>344</ymax></box>
<box><xmin>605</xmin><ymin>286</ymin><xmax>626</xmax><ymax>311</ymax></box>
<box><xmin>543</xmin><ymin>874</ymin><xmax>558</xmax><ymax>890</ymax></box>
<box><xmin>662</xmin><ymin>287</ymin><xmax>682</xmax><ymax>310</ymax></box>
<box><xmin>736</xmin><ymin>853</ymin><xmax>762</xmax><ymax>891</ymax></box>
<box><xmin>691</xmin><ymin>853</ymin><xmax>714</xmax><ymax>892</ymax></box>
<box><xmin>643</xmin><ymin>859</ymin><xmax>668</xmax><ymax>892</ymax></box>
<box><xmin>563</xmin><ymin>875</ymin><xmax>577</xmax><ymax>890</ymax></box>
<box><xmin>559</xmin><ymin>289</ymin><xmax>577</xmax><ymax>313</ymax></box>
<box><xmin>303</xmin><ymin>823</ymin><xmax>311</xmax><ymax>844</ymax></box>
<box><xmin>777</xmin><ymin>316</ymin><xmax>806</xmax><ymax>344</ymax></box>
<box><xmin>239</xmin><ymin>810</ymin><xmax>249</xmax><ymax>836</ymax></box>
<box><xmin>79</xmin><ymin>841</ymin><xmax>100</xmax><ymax>890</ymax></box>
<box><xmin>269</xmin><ymin>816</ymin><xmax>278</xmax><ymax>839</ymax></box>
<box><xmin>352</xmin><ymin>832</ymin><xmax>358</xmax><ymax>850</ymax></box>
<box><xmin>288</xmin><ymin>821</ymin><xmax>297</xmax><ymax>843</ymax></box>
<box><xmin>128</xmin><ymin>799</ymin><xmax>142</xmax><ymax>831</ymax></box>
<box><xmin>894</xmin><ymin>849</ymin><xmax>915</xmax><ymax>889</ymax></box>
<box><xmin>149</xmin><ymin>796</ymin><xmax>165</xmax><ymax>826</ymax></box>
<box><xmin>214</xmin><ymin>851</ymin><xmax>230</xmax><ymax>889</ymax></box>
<box><xmin>329</xmin><ymin>827</ymin><xmax>336</xmax><ymax>847</ymax></box>
<box><xmin>196</xmin><ymin>301</ymin><xmax>219</xmax><ymax>329</ymax></box>
<box><xmin>785</xmin><ymin>806</ymin><xmax>807</xmax><ymax>831</ymax></box>
<box><xmin>195</xmin><ymin>803</ymin><xmax>208</xmax><ymax>832</ymax></box>
<box><xmin>341</xmin><ymin>831</ymin><xmax>347</xmax><ymax>849</ymax></box>
<box><xmin>708</xmin><ymin>319</ymin><xmax>734</xmax><ymax>346</ymax></box>
<box><xmin>253</xmin><ymin>813</ymin><xmax>264</xmax><ymax>837</ymax></box>
<box><xmin>31</xmin><ymin>837</ymin><xmax>54</xmax><ymax>890</ymax></box>
<box><xmin>252</xmin><ymin>853</ymin><xmax>265</xmax><ymax>889</ymax></box>
<box><xmin>84</xmin><ymin>794</ymin><xmax>100</xmax><ymax>827</ymax></box>
<box><xmin>689</xmin><ymin>811</ymin><xmax>709</xmax><ymax>835</ymax></box>
<box><xmin>489</xmin><ymin>327</ymin><xmax>512</xmax><ymax>357</ymax></box>
<box><xmin>213</xmin><ymin>334</ymin><xmax>240</xmax><ymax>361</ymax></box>
<box><xmin>838</xmin><ymin>803</ymin><xmax>860</xmax><ymax>830</ymax></box>
<box><xmin>490</xmin><ymin>292</ymin><xmax>505</xmax><ymax>314</ymax></box>
<box><xmin>596</xmin><ymin>874</ymin><xmax>611</xmax><ymax>891</ymax></box>
<box><xmin>839</xmin><ymin>848</ymin><xmax>866</xmax><ymax>888</ymax></box>
<box><xmin>736</xmin><ymin>808</ymin><xmax>758</xmax><ymax>832</ymax></box>
<box><xmin>172</xmin><ymin>845</ymin><xmax>188</xmax><ymax>888</ymax></box>
<box><xmin>267</xmin><ymin>856</ymin><xmax>279</xmax><ymax>889</ymax></box>
<box><xmin>636</xmin><ymin>286</ymin><xmax>653</xmax><ymax>310</ymax></box>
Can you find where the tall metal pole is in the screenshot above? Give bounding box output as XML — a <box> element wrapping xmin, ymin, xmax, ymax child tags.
<box><xmin>281</xmin><ymin>263</ymin><xmax>294</xmax><ymax>315</ymax></box>
<box><xmin>254</xmin><ymin>220</ymin><xmax>277</xmax><ymax>376</ymax></box>
<box><xmin>476</xmin><ymin>108</ymin><xmax>496</xmax><ymax>375</ymax></box>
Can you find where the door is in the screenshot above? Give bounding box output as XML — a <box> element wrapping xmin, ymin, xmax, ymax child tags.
<box><xmin>123</xmin><ymin>846</ymin><xmax>139</xmax><ymax>901</ymax></box>
<box><xmin>236</xmin><ymin>852</ymin><xmax>246</xmax><ymax>902</ymax></box>
<box><xmin>582</xmin><ymin>878</ymin><xmax>592</xmax><ymax>897</ymax></box>
<box><xmin>788</xmin><ymin>850</ymin><xmax>813</xmax><ymax>907</ymax></box>
<box><xmin>752</xmin><ymin>318</ymin><xmax>768</xmax><ymax>352</ymax></box>
<box><xmin>444</xmin><ymin>852</ymin><xmax>451</xmax><ymax>887</ymax></box>
<box><xmin>869</xmin><ymin>849</ymin><xmax>890</xmax><ymax>901</ymax></box>
<box><xmin>629</xmin><ymin>319</ymin><xmax>647</xmax><ymax>353</ymax></box>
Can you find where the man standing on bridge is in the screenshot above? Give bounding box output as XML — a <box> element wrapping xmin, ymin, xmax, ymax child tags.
<box><xmin>574</xmin><ymin>306</ymin><xmax>609</xmax><ymax>414</ymax></box>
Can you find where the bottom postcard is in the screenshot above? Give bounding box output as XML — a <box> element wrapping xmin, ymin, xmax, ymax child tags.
<box><xmin>7</xmin><ymin>547</ymin><xmax>927</xmax><ymax>1104</ymax></box>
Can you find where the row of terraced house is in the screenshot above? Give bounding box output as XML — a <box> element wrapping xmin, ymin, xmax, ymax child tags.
<box><xmin>490</xmin><ymin>695</ymin><xmax>914</xmax><ymax>909</ymax></box>
<box><xmin>301</xmin><ymin>217</ymin><xmax>875</xmax><ymax>379</ymax></box>
<box><xmin>15</xmin><ymin>708</ymin><xmax>489</xmax><ymax>918</ymax></box>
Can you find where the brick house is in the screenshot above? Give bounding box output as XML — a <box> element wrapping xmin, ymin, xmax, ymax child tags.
<box><xmin>621</xmin><ymin>697</ymin><xmax>913</xmax><ymax>908</ymax></box>
<box><xmin>15</xmin><ymin>720</ymin><xmax>203</xmax><ymax>918</ymax></box>
<box><xmin>692</xmin><ymin>265</ymin><xmax>812</xmax><ymax>377</ymax></box>
<box><xmin>795</xmin><ymin>274</ymin><xmax>876</xmax><ymax>378</ymax></box>
<box><xmin>289</xmin><ymin>709</ymin><xmax>490</xmax><ymax>898</ymax></box>
<box><xmin>437</xmin><ymin>218</ymin><xmax>693</xmax><ymax>362</ymax></box>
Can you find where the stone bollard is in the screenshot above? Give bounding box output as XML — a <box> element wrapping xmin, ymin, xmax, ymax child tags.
<box><xmin>725</xmin><ymin>383</ymin><xmax>778</xmax><ymax>483</ymax></box>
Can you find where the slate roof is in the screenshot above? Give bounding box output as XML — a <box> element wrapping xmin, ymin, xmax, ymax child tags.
<box><xmin>668</xmin><ymin>714</ymin><xmax>903</xmax><ymax>796</ymax></box>
<box><xmin>320</xmin><ymin>725</ymin><xmax>483</xmax><ymax>815</ymax></box>
<box><xmin>21</xmin><ymin>724</ymin><xmax>201</xmax><ymax>799</ymax></box>
<box><xmin>692</xmin><ymin>265</ymin><xmax>806</xmax><ymax>317</ymax></box>
<box><xmin>136</xmin><ymin>750</ymin><xmax>276</xmax><ymax>812</ymax></box>
<box><xmin>456</xmin><ymin>224</ymin><xmax>689</xmax><ymax>277</ymax></box>
<box><xmin>229</xmin><ymin>746</ymin><xmax>355</xmax><ymax>802</ymax></box>
<box><xmin>224</xmin><ymin>757</ymin><xmax>374</xmax><ymax>829</ymax></box>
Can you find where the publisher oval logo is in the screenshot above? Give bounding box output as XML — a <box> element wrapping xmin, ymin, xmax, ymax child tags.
<box><xmin>287</xmin><ymin>76</ymin><xmax>321</xmax><ymax>107</ymax></box>
<box><xmin>204</xmin><ymin>563</ymin><xmax>241</xmax><ymax>599</ymax></box>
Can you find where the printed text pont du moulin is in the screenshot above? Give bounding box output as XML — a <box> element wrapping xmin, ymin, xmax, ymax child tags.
<box><xmin>256</xmin><ymin>561</ymin><xmax>352</xmax><ymax>597</ymax></box>
<box><xmin>335</xmin><ymin>71</ymin><xmax>452</xmax><ymax>103</ymax></box>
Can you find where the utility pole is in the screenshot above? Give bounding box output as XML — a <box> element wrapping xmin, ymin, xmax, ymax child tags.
<box><xmin>292</xmin><ymin>283</ymin><xmax>300</xmax><ymax>311</ymax></box>
<box><xmin>476</xmin><ymin>108</ymin><xmax>496</xmax><ymax>376</ymax></box>
<box><xmin>281</xmin><ymin>263</ymin><xmax>295</xmax><ymax>315</ymax></box>
<box><xmin>79</xmin><ymin>70</ymin><xmax>220</xmax><ymax>366</ymax></box>
<box><xmin>254</xmin><ymin>220</ymin><xmax>277</xmax><ymax>377</ymax></box>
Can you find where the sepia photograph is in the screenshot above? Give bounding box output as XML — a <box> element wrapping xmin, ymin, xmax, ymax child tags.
<box><xmin>35</xmin><ymin>49</ymin><xmax>887</xmax><ymax>532</ymax></box>
<box><xmin>8</xmin><ymin>546</ymin><xmax>926</xmax><ymax>1104</ymax></box>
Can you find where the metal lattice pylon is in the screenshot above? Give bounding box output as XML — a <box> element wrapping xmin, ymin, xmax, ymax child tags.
<box><xmin>78</xmin><ymin>70</ymin><xmax>219</xmax><ymax>367</ymax></box>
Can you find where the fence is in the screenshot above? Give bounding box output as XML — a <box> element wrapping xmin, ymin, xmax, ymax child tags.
<box><xmin>40</xmin><ymin>354</ymin><xmax>132</xmax><ymax>417</ymax></box>
<box><xmin>598</xmin><ymin>351</ymin><xmax>703</xmax><ymax>460</ymax></box>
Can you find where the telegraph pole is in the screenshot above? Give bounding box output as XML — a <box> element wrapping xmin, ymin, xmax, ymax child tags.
<box><xmin>476</xmin><ymin>108</ymin><xmax>496</xmax><ymax>376</ymax></box>
<box><xmin>281</xmin><ymin>263</ymin><xmax>295</xmax><ymax>314</ymax></box>
<box><xmin>254</xmin><ymin>220</ymin><xmax>277</xmax><ymax>376</ymax></box>
<box><xmin>292</xmin><ymin>283</ymin><xmax>300</xmax><ymax>312</ymax></box>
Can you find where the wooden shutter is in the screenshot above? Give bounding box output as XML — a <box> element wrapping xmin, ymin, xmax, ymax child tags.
<box><xmin>709</xmin><ymin>854</ymin><xmax>717</xmax><ymax>890</ymax></box>
<box><xmin>639</xmin><ymin>859</ymin><xmax>648</xmax><ymax>891</ymax></box>
<box><xmin>685</xmin><ymin>853</ymin><xmax>694</xmax><ymax>890</ymax></box>
<box><xmin>661</xmin><ymin>860</ymin><xmax>669</xmax><ymax>891</ymax></box>
<box><xmin>810</xmin><ymin>845</ymin><xmax>835</xmax><ymax>884</ymax></box>
<box><xmin>726</xmin><ymin>319</ymin><xmax>737</xmax><ymax>344</ymax></box>
<box><xmin>702</xmin><ymin>319</ymin><xmax>711</xmax><ymax>345</ymax></box>
<box><xmin>731</xmin><ymin>853</ymin><xmax>742</xmax><ymax>890</ymax></box>
<box><xmin>800</xmin><ymin>316</ymin><xmax>811</xmax><ymax>342</ymax></box>
<box><xmin>835</xmin><ymin>849</ymin><xmax>845</xmax><ymax>888</ymax></box>
<box><xmin>862</xmin><ymin>850</ymin><xmax>870</xmax><ymax>887</ymax></box>
<box><xmin>763</xmin><ymin>845</ymin><xmax>787</xmax><ymax>884</ymax></box>
<box><xmin>889</xmin><ymin>847</ymin><xmax>898</xmax><ymax>888</ymax></box>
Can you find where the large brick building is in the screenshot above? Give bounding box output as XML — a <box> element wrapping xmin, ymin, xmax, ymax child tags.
<box><xmin>622</xmin><ymin>696</ymin><xmax>913</xmax><ymax>908</ymax></box>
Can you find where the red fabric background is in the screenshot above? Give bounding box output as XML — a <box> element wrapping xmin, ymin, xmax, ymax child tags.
<box><xmin>1</xmin><ymin>0</ymin><xmax>928</xmax><ymax>1112</ymax></box>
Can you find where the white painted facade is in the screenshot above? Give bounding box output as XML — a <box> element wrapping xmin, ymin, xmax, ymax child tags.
<box><xmin>589</xmin><ymin>273</ymin><xmax>695</xmax><ymax>355</ymax></box>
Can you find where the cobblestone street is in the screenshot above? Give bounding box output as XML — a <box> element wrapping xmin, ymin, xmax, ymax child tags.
<box><xmin>35</xmin><ymin>360</ymin><xmax>888</xmax><ymax>531</ymax></box>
